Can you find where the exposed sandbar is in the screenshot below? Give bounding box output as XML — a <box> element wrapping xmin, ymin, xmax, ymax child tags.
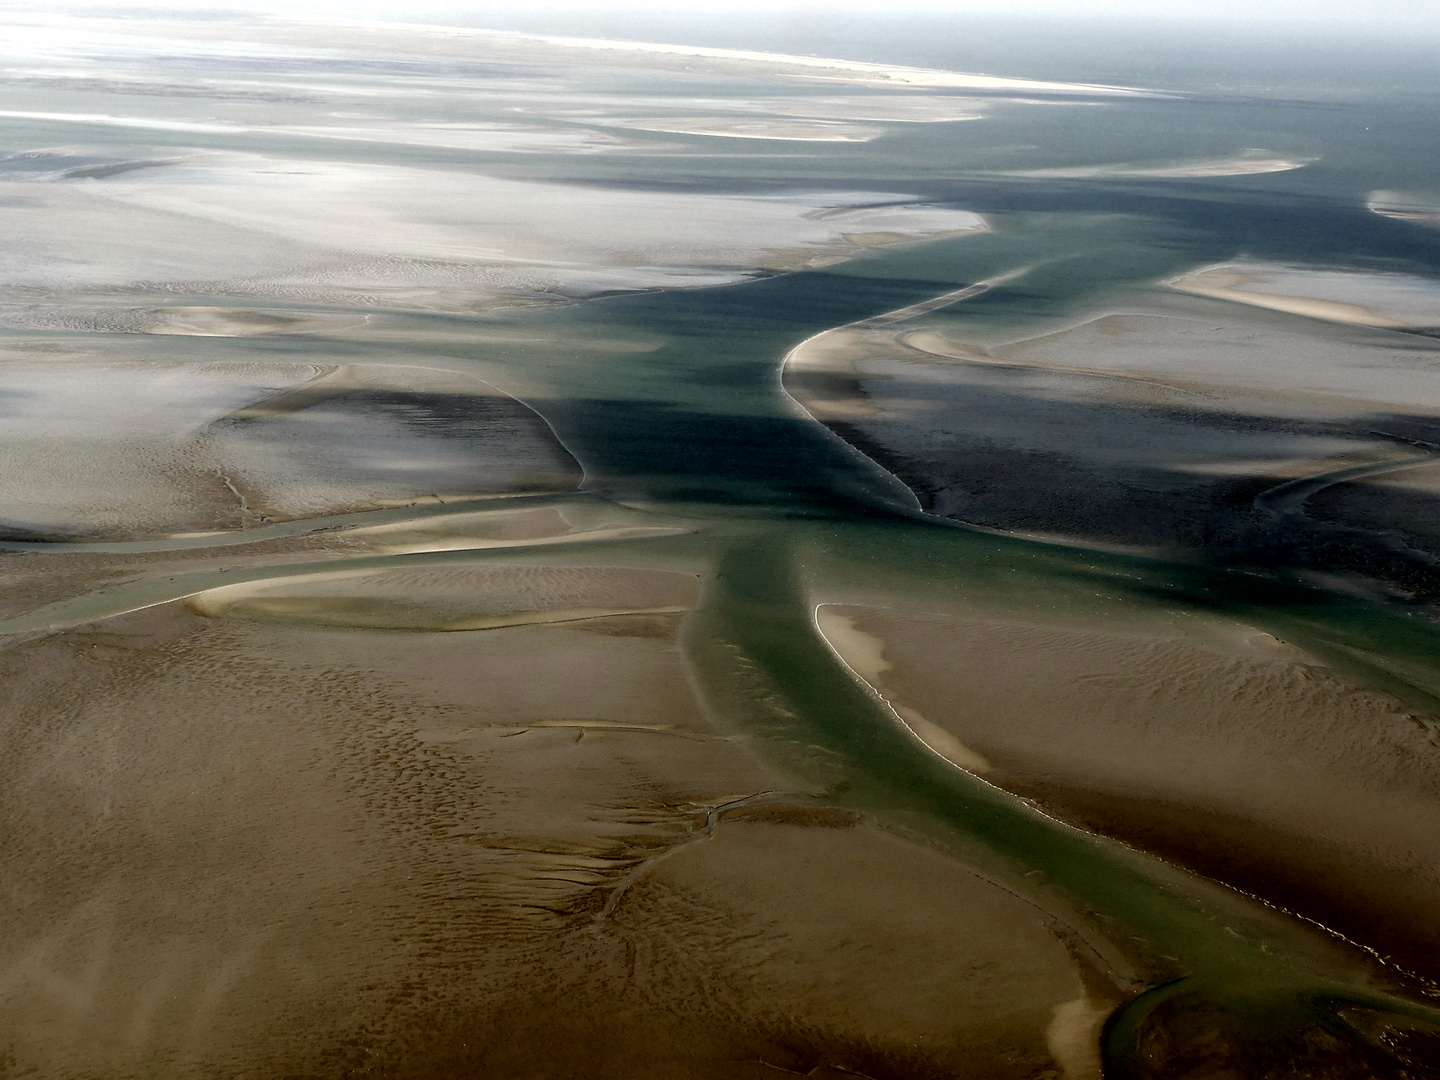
<box><xmin>996</xmin><ymin>152</ymin><xmax>1315</xmax><ymax>179</ymax></box>
<box><xmin>822</xmin><ymin>602</ymin><xmax>1440</xmax><ymax>980</ymax></box>
<box><xmin>0</xmin><ymin>356</ymin><xmax>582</xmax><ymax>540</ymax></box>
<box><xmin>1368</xmin><ymin>190</ymin><xmax>1440</xmax><ymax>228</ymax></box>
<box><xmin>785</xmin><ymin>291</ymin><xmax>1440</xmax><ymax>590</ymax></box>
<box><xmin>1170</xmin><ymin>261</ymin><xmax>1440</xmax><ymax>330</ymax></box>
<box><xmin>603</xmin><ymin>117</ymin><xmax>883</xmax><ymax>142</ymax></box>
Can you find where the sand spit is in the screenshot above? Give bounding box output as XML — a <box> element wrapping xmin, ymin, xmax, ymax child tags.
<box><xmin>137</xmin><ymin>12</ymin><xmax>1154</xmax><ymax>98</ymax></box>
<box><xmin>1369</xmin><ymin>190</ymin><xmax>1440</xmax><ymax>228</ymax></box>
<box><xmin>816</xmin><ymin>605</ymin><xmax>992</xmax><ymax>774</ymax></box>
<box><xmin>0</xmin><ymin>9</ymin><xmax>1142</xmax><ymax>96</ymax></box>
<box><xmin>186</xmin><ymin>564</ymin><xmax>702</xmax><ymax>631</ymax></box>
<box><xmin>781</xmin><ymin>277</ymin><xmax>999</xmax><ymax>422</ymax></box>
<box><xmin>463</xmin><ymin>26</ymin><xmax>1153</xmax><ymax>96</ymax></box>
<box><xmin>1170</xmin><ymin>261</ymin><xmax>1440</xmax><ymax>330</ymax></box>
<box><xmin>338</xmin><ymin>506</ymin><xmax>686</xmax><ymax>555</ymax></box>
<box><xmin>995</xmin><ymin>152</ymin><xmax>1315</xmax><ymax>179</ymax></box>
<box><xmin>825</xmin><ymin>603</ymin><xmax>1440</xmax><ymax>979</ymax></box>
<box><xmin>602</xmin><ymin>117</ymin><xmax>884</xmax><ymax>142</ymax></box>
<box><xmin>0</xmin><ymin>581</ymin><xmax>1102</xmax><ymax>1078</ymax></box>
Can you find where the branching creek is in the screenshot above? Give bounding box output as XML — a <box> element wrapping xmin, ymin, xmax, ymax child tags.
<box><xmin>7</xmin><ymin>236</ymin><xmax>1440</xmax><ymax>1075</ymax></box>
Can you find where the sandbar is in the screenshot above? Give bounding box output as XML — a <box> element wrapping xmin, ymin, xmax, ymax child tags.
<box><xmin>1169</xmin><ymin>261</ymin><xmax>1440</xmax><ymax>330</ymax></box>
<box><xmin>824</xmin><ymin>602</ymin><xmax>1440</xmax><ymax>980</ymax></box>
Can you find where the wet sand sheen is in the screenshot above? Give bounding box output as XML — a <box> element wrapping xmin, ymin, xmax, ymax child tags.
<box><xmin>0</xmin><ymin>359</ymin><xmax>585</xmax><ymax>541</ymax></box>
<box><xmin>816</xmin><ymin>602</ymin><xmax>1440</xmax><ymax>980</ymax></box>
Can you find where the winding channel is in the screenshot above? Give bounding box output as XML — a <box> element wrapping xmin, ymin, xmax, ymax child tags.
<box><xmin>6</xmin><ymin>243</ymin><xmax>1440</xmax><ymax>1071</ymax></box>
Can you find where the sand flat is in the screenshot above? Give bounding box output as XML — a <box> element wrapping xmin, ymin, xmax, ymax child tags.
<box><xmin>997</xmin><ymin>153</ymin><xmax>1315</xmax><ymax>179</ymax></box>
<box><xmin>757</xmin><ymin>94</ymin><xmax>984</xmax><ymax>123</ymax></box>
<box><xmin>0</xmin><ymin>583</ymin><xmax>1101</xmax><ymax>1078</ymax></box>
<box><xmin>991</xmin><ymin>311</ymin><xmax>1440</xmax><ymax>410</ymax></box>
<box><xmin>58</xmin><ymin>154</ymin><xmax>988</xmax><ymax>303</ymax></box>
<box><xmin>823</xmin><ymin>603</ymin><xmax>1440</xmax><ymax>978</ymax></box>
<box><xmin>788</xmin><ymin>291</ymin><xmax>1440</xmax><ymax>585</ymax></box>
<box><xmin>0</xmin><ymin>12</ymin><xmax>1001</xmax><ymax>317</ymax></box>
<box><xmin>646</xmin><ymin>818</ymin><xmax>1107</xmax><ymax>1077</ymax></box>
<box><xmin>0</xmin><ymin>356</ymin><xmax>582</xmax><ymax>540</ymax></box>
<box><xmin>186</xmin><ymin>564</ymin><xmax>703</xmax><ymax>631</ymax></box>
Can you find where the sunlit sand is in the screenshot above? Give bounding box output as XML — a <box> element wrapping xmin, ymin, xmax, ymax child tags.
<box><xmin>820</xmin><ymin>602</ymin><xmax>1440</xmax><ymax>974</ymax></box>
<box><xmin>998</xmin><ymin>152</ymin><xmax>1316</xmax><ymax>179</ymax></box>
<box><xmin>1369</xmin><ymin>189</ymin><xmax>1440</xmax><ymax>227</ymax></box>
<box><xmin>602</xmin><ymin>117</ymin><xmax>884</xmax><ymax>141</ymax></box>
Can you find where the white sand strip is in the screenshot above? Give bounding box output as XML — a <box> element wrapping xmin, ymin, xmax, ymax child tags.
<box><xmin>815</xmin><ymin>605</ymin><xmax>992</xmax><ymax>774</ymax></box>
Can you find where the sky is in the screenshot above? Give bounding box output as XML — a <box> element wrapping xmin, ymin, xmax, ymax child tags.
<box><xmin>31</xmin><ymin>0</ymin><xmax>1440</xmax><ymax>31</ymax></box>
<box><xmin>17</xmin><ymin>0</ymin><xmax>1440</xmax><ymax>87</ymax></box>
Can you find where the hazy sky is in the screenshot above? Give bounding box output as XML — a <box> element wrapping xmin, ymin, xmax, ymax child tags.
<box><xmin>36</xmin><ymin>0</ymin><xmax>1440</xmax><ymax>31</ymax></box>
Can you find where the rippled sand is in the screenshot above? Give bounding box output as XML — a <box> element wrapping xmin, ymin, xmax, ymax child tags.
<box><xmin>0</xmin><ymin>569</ymin><xmax>1103</xmax><ymax>1079</ymax></box>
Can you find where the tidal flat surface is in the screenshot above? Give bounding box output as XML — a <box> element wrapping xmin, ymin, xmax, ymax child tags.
<box><xmin>3</xmin><ymin>7</ymin><xmax>1440</xmax><ymax>1079</ymax></box>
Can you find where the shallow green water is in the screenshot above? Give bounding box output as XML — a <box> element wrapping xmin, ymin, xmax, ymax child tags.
<box><xmin>420</xmin><ymin>221</ymin><xmax>1440</xmax><ymax>1063</ymax></box>
<box><xmin>6</xmin><ymin>15</ymin><xmax>1440</xmax><ymax>1071</ymax></box>
<box><xmin>11</xmin><ymin>239</ymin><xmax>1440</xmax><ymax>1068</ymax></box>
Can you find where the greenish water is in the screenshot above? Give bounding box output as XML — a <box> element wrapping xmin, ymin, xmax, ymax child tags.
<box><xmin>368</xmin><ymin>226</ymin><xmax>1440</xmax><ymax>1061</ymax></box>
<box><xmin>5</xmin><ymin>13</ymin><xmax>1440</xmax><ymax>1071</ymax></box>
<box><xmin>12</xmin><ymin>236</ymin><xmax>1440</xmax><ymax>1067</ymax></box>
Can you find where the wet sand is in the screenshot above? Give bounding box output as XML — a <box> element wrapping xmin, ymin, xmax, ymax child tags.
<box><xmin>1169</xmin><ymin>262</ymin><xmax>1440</xmax><ymax>330</ymax></box>
<box><xmin>5</xmin><ymin>5</ymin><xmax>1440</xmax><ymax>1076</ymax></box>
<box><xmin>817</xmin><ymin>602</ymin><xmax>1440</xmax><ymax>981</ymax></box>
<box><xmin>602</xmin><ymin>117</ymin><xmax>885</xmax><ymax>141</ymax></box>
<box><xmin>0</xmin><ymin>572</ymin><xmax>1102</xmax><ymax>1079</ymax></box>
<box><xmin>784</xmin><ymin>287</ymin><xmax>1440</xmax><ymax>595</ymax></box>
<box><xmin>0</xmin><ymin>358</ymin><xmax>582</xmax><ymax>541</ymax></box>
<box><xmin>993</xmin><ymin>153</ymin><xmax>1316</xmax><ymax>179</ymax></box>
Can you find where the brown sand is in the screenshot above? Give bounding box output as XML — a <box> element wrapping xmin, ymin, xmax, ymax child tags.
<box><xmin>819</xmin><ymin>603</ymin><xmax>1440</xmax><ymax>981</ymax></box>
<box><xmin>0</xmin><ymin>571</ymin><xmax>1103</xmax><ymax>1078</ymax></box>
